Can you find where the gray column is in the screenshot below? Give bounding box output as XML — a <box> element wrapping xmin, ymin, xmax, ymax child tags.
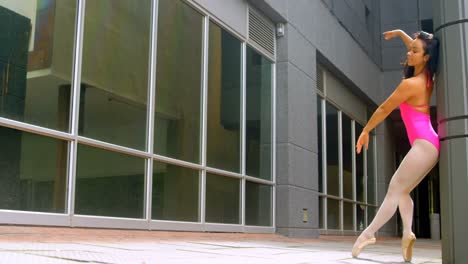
<box><xmin>433</xmin><ymin>1</ymin><xmax>468</xmax><ymax>263</ymax></box>
<box><xmin>275</xmin><ymin>22</ymin><xmax>320</xmax><ymax>238</ymax></box>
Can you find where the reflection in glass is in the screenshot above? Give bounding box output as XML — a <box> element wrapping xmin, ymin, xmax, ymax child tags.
<box><xmin>154</xmin><ymin>0</ymin><xmax>203</xmax><ymax>163</ymax></box>
<box><xmin>355</xmin><ymin>123</ymin><xmax>365</xmax><ymax>202</ymax></box>
<box><xmin>319</xmin><ymin>196</ymin><xmax>324</xmax><ymax>229</ymax></box>
<box><xmin>367</xmin><ymin>206</ymin><xmax>375</xmax><ymax>228</ymax></box>
<box><xmin>0</xmin><ymin>1</ymin><xmax>76</xmax><ymax>131</ymax></box>
<box><xmin>246</xmin><ymin>47</ymin><xmax>272</xmax><ymax>180</ymax></box>
<box><xmin>207</xmin><ymin>22</ymin><xmax>241</xmax><ymax>172</ymax></box>
<box><xmin>343</xmin><ymin>114</ymin><xmax>352</xmax><ymax>199</ymax></box>
<box><xmin>0</xmin><ymin>126</ymin><xmax>68</xmax><ymax>213</ymax></box>
<box><xmin>327</xmin><ymin>198</ymin><xmax>340</xmax><ymax>229</ymax></box>
<box><xmin>326</xmin><ymin>103</ymin><xmax>339</xmax><ymax>196</ymax></box>
<box><xmin>343</xmin><ymin>202</ymin><xmax>354</xmax><ymax>230</ymax></box>
<box><xmin>80</xmin><ymin>0</ymin><xmax>151</xmax><ymax>150</ymax></box>
<box><xmin>317</xmin><ymin>97</ymin><xmax>323</xmax><ymax>192</ymax></box>
<box><xmin>206</xmin><ymin>173</ymin><xmax>240</xmax><ymax>224</ymax></box>
<box><xmin>356</xmin><ymin>204</ymin><xmax>365</xmax><ymax>231</ymax></box>
<box><xmin>75</xmin><ymin>144</ymin><xmax>145</xmax><ymax>218</ymax></box>
<box><xmin>152</xmin><ymin>161</ymin><xmax>199</xmax><ymax>222</ymax></box>
<box><xmin>245</xmin><ymin>181</ymin><xmax>271</xmax><ymax>226</ymax></box>
<box><xmin>367</xmin><ymin>134</ymin><xmax>376</xmax><ymax>204</ymax></box>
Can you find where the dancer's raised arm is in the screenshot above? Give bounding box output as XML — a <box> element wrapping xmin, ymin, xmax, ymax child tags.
<box><xmin>383</xmin><ymin>29</ymin><xmax>413</xmax><ymax>50</ymax></box>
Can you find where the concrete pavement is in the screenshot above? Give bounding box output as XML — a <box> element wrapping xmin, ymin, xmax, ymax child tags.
<box><xmin>0</xmin><ymin>226</ymin><xmax>441</xmax><ymax>263</ymax></box>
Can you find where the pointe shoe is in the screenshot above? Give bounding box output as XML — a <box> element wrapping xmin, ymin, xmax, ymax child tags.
<box><xmin>402</xmin><ymin>232</ymin><xmax>416</xmax><ymax>262</ymax></box>
<box><xmin>351</xmin><ymin>237</ymin><xmax>376</xmax><ymax>258</ymax></box>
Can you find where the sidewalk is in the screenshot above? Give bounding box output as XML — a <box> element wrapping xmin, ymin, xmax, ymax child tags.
<box><xmin>0</xmin><ymin>226</ymin><xmax>441</xmax><ymax>264</ymax></box>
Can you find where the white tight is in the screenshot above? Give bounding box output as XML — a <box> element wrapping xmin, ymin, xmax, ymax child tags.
<box><xmin>362</xmin><ymin>139</ymin><xmax>439</xmax><ymax>237</ymax></box>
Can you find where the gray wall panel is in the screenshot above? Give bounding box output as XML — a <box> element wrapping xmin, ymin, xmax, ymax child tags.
<box><xmin>382</xmin><ymin>46</ymin><xmax>406</xmax><ymax>71</ymax></box>
<box><xmin>331</xmin><ymin>0</ymin><xmax>381</xmax><ymax>66</ymax></box>
<box><xmin>282</xmin><ymin>24</ymin><xmax>316</xmax><ymax>80</ymax></box>
<box><xmin>263</xmin><ymin>0</ymin><xmax>288</xmax><ymax>21</ymax></box>
<box><xmin>276</xmin><ymin>143</ymin><xmax>318</xmax><ymax>191</ymax></box>
<box><xmin>276</xmin><ymin>62</ymin><xmax>289</xmax><ymax>144</ymax></box>
<box><xmin>287</xmin><ymin>64</ymin><xmax>317</xmax><ymax>152</ymax></box>
<box><xmin>287</xmin><ymin>0</ymin><xmax>381</xmax><ymax>104</ymax></box>
<box><xmin>325</xmin><ymin>70</ymin><xmax>367</xmax><ymax>124</ymax></box>
<box><xmin>418</xmin><ymin>0</ymin><xmax>433</xmax><ymax>20</ymax></box>
<box><xmin>381</xmin><ymin>0</ymin><xmax>418</xmax><ymax>26</ymax></box>
<box><xmin>380</xmin><ymin>0</ymin><xmax>420</xmax><ymax>72</ymax></box>
<box><xmin>276</xmin><ymin>185</ymin><xmax>319</xmax><ymax>229</ymax></box>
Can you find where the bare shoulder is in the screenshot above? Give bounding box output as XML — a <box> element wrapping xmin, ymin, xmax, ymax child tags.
<box><xmin>394</xmin><ymin>77</ymin><xmax>425</xmax><ymax>97</ymax></box>
<box><xmin>402</xmin><ymin>76</ymin><xmax>426</xmax><ymax>90</ymax></box>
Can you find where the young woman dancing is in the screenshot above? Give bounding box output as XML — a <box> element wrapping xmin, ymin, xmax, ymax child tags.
<box><xmin>351</xmin><ymin>30</ymin><xmax>440</xmax><ymax>262</ymax></box>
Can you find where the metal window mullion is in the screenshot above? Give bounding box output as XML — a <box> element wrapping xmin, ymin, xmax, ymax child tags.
<box><xmin>67</xmin><ymin>0</ymin><xmax>86</xmax><ymax>221</ymax></box>
<box><xmin>364</xmin><ymin>143</ymin><xmax>368</xmax><ymax>227</ymax></box>
<box><xmin>200</xmin><ymin>15</ymin><xmax>209</xmax><ymax>225</ymax></box>
<box><xmin>322</xmin><ymin>98</ymin><xmax>327</xmax><ymax>230</ymax></box>
<box><xmin>241</xmin><ymin>42</ymin><xmax>247</xmax><ymax>227</ymax></box>
<box><xmin>352</xmin><ymin>120</ymin><xmax>357</xmax><ymax>232</ymax></box>
<box><xmin>364</xmin><ymin>139</ymin><xmax>368</xmax><ymax>204</ymax></box>
<box><xmin>271</xmin><ymin>63</ymin><xmax>276</xmax><ymax>229</ymax></box>
<box><xmin>144</xmin><ymin>0</ymin><xmax>159</xmax><ymax>224</ymax></box>
<box><xmin>0</xmin><ymin>118</ymin><xmax>74</xmax><ymax>141</ymax></box>
<box><xmin>338</xmin><ymin>111</ymin><xmax>343</xmax><ymax>231</ymax></box>
<box><xmin>77</xmin><ymin>136</ymin><xmax>150</xmax><ymax>158</ymax></box>
<box><xmin>373</xmin><ymin>135</ymin><xmax>378</xmax><ymax>206</ymax></box>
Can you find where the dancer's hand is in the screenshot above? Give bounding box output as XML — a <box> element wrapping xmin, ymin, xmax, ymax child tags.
<box><xmin>383</xmin><ymin>30</ymin><xmax>401</xmax><ymax>40</ymax></box>
<box><xmin>356</xmin><ymin>131</ymin><xmax>369</xmax><ymax>154</ymax></box>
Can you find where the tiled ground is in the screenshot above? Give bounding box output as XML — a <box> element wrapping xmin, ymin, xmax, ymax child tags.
<box><xmin>0</xmin><ymin>226</ymin><xmax>441</xmax><ymax>264</ymax></box>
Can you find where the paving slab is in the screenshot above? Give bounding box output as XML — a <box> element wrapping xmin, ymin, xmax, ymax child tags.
<box><xmin>0</xmin><ymin>226</ymin><xmax>441</xmax><ymax>264</ymax></box>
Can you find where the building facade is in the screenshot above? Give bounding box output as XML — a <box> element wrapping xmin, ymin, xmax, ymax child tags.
<box><xmin>0</xmin><ymin>0</ymin><xmax>440</xmax><ymax>239</ymax></box>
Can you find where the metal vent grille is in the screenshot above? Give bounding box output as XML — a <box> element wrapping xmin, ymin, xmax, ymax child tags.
<box><xmin>248</xmin><ymin>8</ymin><xmax>275</xmax><ymax>58</ymax></box>
<box><xmin>316</xmin><ymin>66</ymin><xmax>324</xmax><ymax>92</ymax></box>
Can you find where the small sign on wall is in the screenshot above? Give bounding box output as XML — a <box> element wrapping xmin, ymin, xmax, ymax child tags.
<box><xmin>303</xmin><ymin>208</ymin><xmax>308</xmax><ymax>223</ymax></box>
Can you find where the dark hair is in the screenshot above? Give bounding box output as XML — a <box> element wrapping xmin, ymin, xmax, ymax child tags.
<box><xmin>403</xmin><ymin>31</ymin><xmax>440</xmax><ymax>83</ymax></box>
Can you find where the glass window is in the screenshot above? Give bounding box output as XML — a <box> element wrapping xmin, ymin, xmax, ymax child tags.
<box><xmin>206</xmin><ymin>173</ymin><xmax>240</xmax><ymax>224</ymax></box>
<box><xmin>368</xmin><ymin>206</ymin><xmax>376</xmax><ymax>227</ymax></box>
<box><xmin>80</xmin><ymin>0</ymin><xmax>151</xmax><ymax>150</ymax></box>
<box><xmin>0</xmin><ymin>126</ymin><xmax>68</xmax><ymax>213</ymax></box>
<box><xmin>356</xmin><ymin>204</ymin><xmax>365</xmax><ymax>231</ymax></box>
<box><xmin>327</xmin><ymin>198</ymin><xmax>340</xmax><ymax>229</ymax></box>
<box><xmin>355</xmin><ymin>123</ymin><xmax>365</xmax><ymax>202</ymax></box>
<box><xmin>152</xmin><ymin>161</ymin><xmax>199</xmax><ymax>222</ymax></box>
<box><xmin>317</xmin><ymin>97</ymin><xmax>323</xmax><ymax>192</ymax></box>
<box><xmin>326</xmin><ymin>103</ymin><xmax>339</xmax><ymax>196</ymax></box>
<box><xmin>343</xmin><ymin>202</ymin><xmax>354</xmax><ymax>230</ymax></box>
<box><xmin>342</xmin><ymin>114</ymin><xmax>352</xmax><ymax>199</ymax></box>
<box><xmin>245</xmin><ymin>181</ymin><xmax>271</xmax><ymax>226</ymax></box>
<box><xmin>206</xmin><ymin>22</ymin><xmax>241</xmax><ymax>172</ymax></box>
<box><xmin>154</xmin><ymin>0</ymin><xmax>203</xmax><ymax>163</ymax></box>
<box><xmin>367</xmin><ymin>133</ymin><xmax>376</xmax><ymax>204</ymax></box>
<box><xmin>246</xmin><ymin>47</ymin><xmax>272</xmax><ymax>180</ymax></box>
<box><xmin>75</xmin><ymin>144</ymin><xmax>145</xmax><ymax>218</ymax></box>
<box><xmin>0</xmin><ymin>1</ymin><xmax>76</xmax><ymax>131</ymax></box>
<box><xmin>319</xmin><ymin>197</ymin><xmax>324</xmax><ymax>229</ymax></box>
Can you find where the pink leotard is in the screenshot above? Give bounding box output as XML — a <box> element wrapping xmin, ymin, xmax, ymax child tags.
<box><xmin>400</xmin><ymin>102</ymin><xmax>440</xmax><ymax>151</ymax></box>
<box><xmin>399</xmin><ymin>72</ymin><xmax>439</xmax><ymax>151</ymax></box>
